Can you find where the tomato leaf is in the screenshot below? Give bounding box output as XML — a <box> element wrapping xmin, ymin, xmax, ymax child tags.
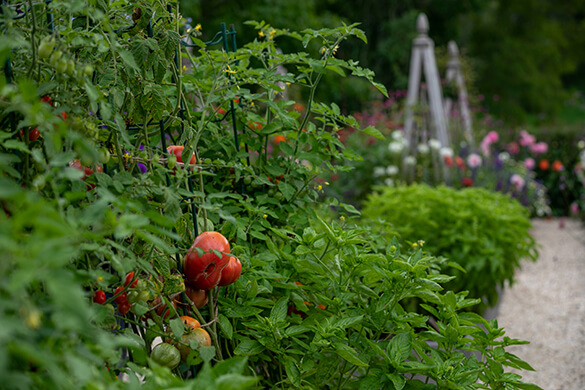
<box><xmin>218</xmin><ymin>314</ymin><xmax>233</xmax><ymax>340</ymax></box>
<box><xmin>199</xmin><ymin>345</ymin><xmax>216</xmax><ymax>362</ymax></box>
<box><xmin>169</xmin><ymin>317</ymin><xmax>184</xmax><ymax>339</ymax></box>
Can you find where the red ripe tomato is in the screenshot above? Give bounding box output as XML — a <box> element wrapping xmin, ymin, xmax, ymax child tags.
<box><xmin>118</xmin><ymin>301</ymin><xmax>131</xmax><ymax>315</ymax></box>
<box><xmin>69</xmin><ymin>159</ymin><xmax>102</xmax><ymax>180</ymax></box>
<box><xmin>183</xmin><ymin>231</ymin><xmax>231</xmax><ymax>290</ymax></box>
<box><xmin>167</xmin><ymin>145</ymin><xmax>196</xmax><ymax>165</ymax></box>
<box><xmin>218</xmin><ymin>256</ymin><xmax>242</xmax><ymax>286</ymax></box>
<box><xmin>28</xmin><ymin>127</ymin><xmax>40</xmax><ymax>141</ymax></box>
<box><xmin>180</xmin><ymin>315</ymin><xmax>201</xmax><ymax>330</ymax></box>
<box><xmin>185</xmin><ymin>283</ymin><xmax>209</xmax><ymax>309</ymax></box>
<box><xmin>93</xmin><ymin>290</ymin><xmax>106</xmax><ymax>304</ymax></box>
<box><xmin>114</xmin><ymin>286</ymin><xmax>128</xmax><ymax>304</ymax></box>
<box><xmin>124</xmin><ymin>272</ymin><xmax>138</xmax><ymax>288</ymax></box>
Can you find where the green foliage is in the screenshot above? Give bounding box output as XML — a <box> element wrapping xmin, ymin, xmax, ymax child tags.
<box><xmin>0</xmin><ymin>0</ymin><xmax>541</xmax><ymax>388</ymax></box>
<box><xmin>361</xmin><ymin>184</ymin><xmax>539</xmax><ymax>313</ymax></box>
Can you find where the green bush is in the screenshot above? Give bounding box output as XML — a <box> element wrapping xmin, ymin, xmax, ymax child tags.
<box><xmin>362</xmin><ymin>184</ymin><xmax>539</xmax><ymax>313</ymax></box>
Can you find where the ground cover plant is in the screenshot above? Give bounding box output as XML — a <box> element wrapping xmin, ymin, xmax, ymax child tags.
<box><xmin>0</xmin><ymin>0</ymin><xmax>541</xmax><ymax>388</ymax></box>
<box><xmin>362</xmin><ymin>184</ymin><xmax>539</xmax><ymax>314</ymax></box>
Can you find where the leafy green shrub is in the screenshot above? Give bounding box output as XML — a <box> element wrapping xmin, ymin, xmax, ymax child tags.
<box><xmin>362</xmin><ymin>184</ymin><xmax>539</xmax><ymax>313</ymax></box>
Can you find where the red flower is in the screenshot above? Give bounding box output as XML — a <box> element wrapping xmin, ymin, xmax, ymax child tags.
<box><xmin>461</xmin><ymin>177</ymin><xmax>474</xmax><ymax>187</ymax></box>
<box><xmin>444</xmin><ymin>156</ymin><xmax>453</xmax><ymax>167</ymax></box>
<box><xmin>552</xmin><ymin>160</ymin><xmax>564</xmax><ymax>172</ymax></box>
<box><xmin>538</xmin><ymin>159</ymin><xmax>550</xmax><ymax>171</ymax></box>
<box><xmin>455</xmin><ymin>156</ymin><xmax>465</xmax><ymax>169</ymax></box>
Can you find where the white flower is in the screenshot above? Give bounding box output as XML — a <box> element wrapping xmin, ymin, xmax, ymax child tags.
<box><xmin>386</xmin><ymin>165</ymin><xmax>399</xmax><ymax>176</ymax></box>
<box><xmin>373</xmin><ymin>166</ymin><xmax>386</xmax><ymax>177</ymax></box>
<box><xmin>384</xmin><ymin>178</ymin><xmax>394</xmax><ymax>186</ymax></box>
<box><xmin>388</xmin><ymin>141</ymin><xmax>404</xmax><ymax>154</ymax></box>
<box><xmin>417</xmin><ymin>144</ymin><xmax>430</xmax><ymax>155</ymax></box>
<box><xmin>404</xmin><ymin>156</ymin><xmax>417</xmax><ymax>165</ymax></box>
<box><xmin>498</xmin><ymin>152</ymin><xmax>510</xmax><ymax>163</ymax></box>
<box><xmin>428</xmin><ymin>139</ymin><xmax>441</xmax><ymax>150</ymax></box>
<box><xmin>439</xmin><ymin>147</ymin><xmax>453</xmax><ymax>158</ymax></box>
<box><xmin>391</xmin><ymin>130</ymin><xmax>404</xmax><ymax>140</ymax></box>
<box><xmin>578</xmin><ymin>140</ymin><xmax>585</xmax><ymax>149</ymax></box>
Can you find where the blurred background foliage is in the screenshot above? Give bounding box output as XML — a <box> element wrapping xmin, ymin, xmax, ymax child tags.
<box><xmin>180</xmin><ymin>0</ymin><xmax>585</xmax><ymax>125</ymax></box>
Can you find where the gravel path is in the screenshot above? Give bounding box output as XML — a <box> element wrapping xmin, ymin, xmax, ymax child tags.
<box><xmin>496</xmin><ymin>218</ymin><xmax>585</xmax><ymax>390</ymax></box>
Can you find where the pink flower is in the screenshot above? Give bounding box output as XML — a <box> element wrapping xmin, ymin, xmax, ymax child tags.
<box><xmin>571</xmin><ymin>202</ymin><xmax>579</xmax><ymax>215</ymax></box>
<box><xmin>510</xmin><ymin>174</ymin><xmax>525</xmax><ymax>191</ymax></box>
<box><xmin>530</xmin><ymin>142</ymin><xmax>548</xmax><ymax>154</ymax></box>
<box><xmin>480</xmin><ymin>139</ymin><xmax>491</xmax><ymax>156</ymax></box>
<box><xmin>519</xmin><ymin>130</ymin><xmax>535</xmax><ymax>147</ymax></box>
<box><xmin>467</xmin><ymin>153</ymin><xmax>483</xmax><ymax>168</ymax></box>
<box><xmin>524</xmin><ymin>158</ymin><xmax>535</xmax><ymax>170</ymax></box>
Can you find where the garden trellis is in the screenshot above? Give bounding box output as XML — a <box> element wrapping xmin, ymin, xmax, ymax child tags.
<box><xmin>403</xmin><ymin>13</ymin><xmax>450</xmax><ymax>153</ymax></box>
<box><xmin>444</xmin><ymin>40</ymin><xmax>474</xmax><ymax>148</ymax></box>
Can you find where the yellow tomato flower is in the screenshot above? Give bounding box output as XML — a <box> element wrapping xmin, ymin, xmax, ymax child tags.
<box><xmin>195</xmin><ymin>23</ymin><xmax>202</xmax><ymax>32</ymax></box>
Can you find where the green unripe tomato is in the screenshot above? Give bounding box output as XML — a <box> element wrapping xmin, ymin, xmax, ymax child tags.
<box><xmin>66</xmin><ymin>59</ymin><xmax>76</xmax><ymax>77</ymax></box>
<box><xmin>150</xmin><ymin>343</ymin><xmax>181</xmax><ymax>370</ymax></box>
<box><xmin>137</xmin><ymin>289</ymin><xmax>151</xmax><ymax>303</ymax></box>
<box><xmin>243</xmin><ymin>176</ymin><xmax>252</xmax><ymax>185</ymax></box>
<box><xmin>49</xmin><ymin>50</ymin><xmax>63</xmax><ymax>66</ymax></box>
<box><xmin>38</xmin><ymin>37</ymin><xmax>55</xmax><ymax>59</ymax></box>
<box><xmin>127</xmin><ymin>290</ymin><xmax>140</xmax><ymax>304</ymax></box>
<box><xmin>99</xmin><ymin>147</ymin><xmax>110</xmax><ymax>164</ymax></box>
<box><xmin>167</xmin><ymin>154</ymin><xmax>177</xmax><ymax>169</ymax></box>
<box><xmin>152</xmin><ymin>154</ymin><xmax>160</xmax><ymax>164</ymax></box>
<box><xmin>55</xmin><ymin>58</ymin><xmax>68</xmax><ymax>74</ymax></box>
<box><xmin>83</xmin><ymin>64</ymin><xmax>94</xmax><ymax>77</ymax></box>
<box><xmin>267</xmin><ymin>189</ymin><xmax>275</xmax><ymax>197</ymax></box>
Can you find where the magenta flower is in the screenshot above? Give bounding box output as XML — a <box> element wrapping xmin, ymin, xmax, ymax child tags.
<box><xmin>486</xmin><ymin>131</ymin><xmax>499</xmax><ymax>143</ymax></box>
<box><xmin>524</xmin><ymin>158</ymin><xmax>535</xmax><ymax>170</ymax></box>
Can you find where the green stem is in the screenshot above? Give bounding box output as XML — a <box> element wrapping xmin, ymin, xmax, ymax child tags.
<box><xmin>207</xmin><ymin>287</ymin><xmax>223</xmax><ymax>360</ymax></box>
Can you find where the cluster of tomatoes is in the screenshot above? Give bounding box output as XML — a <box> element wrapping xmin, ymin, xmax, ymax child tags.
<box><xmin>150</xmin><ymin>316</ymin><xmax>212</xmax><ymax>369</ymax></box>
<box><xmin>92</xmin><ymin>272</ymin><xmax>145</xmax><ymax>315</ymax></box>
<box><xmin>19</xmin><ymin>95</ymin><xmax>68</xmax><ymax>142</ymax></box>
<box><xmin>182</xmin><ymin>231</ymin><xmax>242</xmax><ymax>291</ymax></box>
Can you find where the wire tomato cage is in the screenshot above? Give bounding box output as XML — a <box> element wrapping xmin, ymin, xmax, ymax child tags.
<box><xmin>1</xmin><ymin>0</ymin><xmax>246</xmax><ymax>376</ymax></box>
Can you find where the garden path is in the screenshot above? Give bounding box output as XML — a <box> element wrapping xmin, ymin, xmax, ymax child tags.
<box><xmin>496</xmin><ymin>218</ymin><xmax>585</xmax><ymax>390</ymax></box>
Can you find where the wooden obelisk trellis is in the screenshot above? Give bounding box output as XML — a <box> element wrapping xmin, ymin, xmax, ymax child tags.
<box><xmin>403</xmin><ymin>13</ymin><xmax>450</xmax><ymax>152</ymax></box>
<box><xmin>444</xmin><ymin>40</ymin><xmax>474</xmax><ymax>147</ymax></box>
